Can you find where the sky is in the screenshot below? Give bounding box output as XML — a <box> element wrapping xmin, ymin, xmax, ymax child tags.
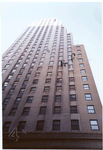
<box><xmin>1</xmin><ymin>2</ymin><xmax>102</xmax><ymax>104</ymax></box>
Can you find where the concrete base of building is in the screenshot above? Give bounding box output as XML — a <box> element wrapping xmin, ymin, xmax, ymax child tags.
<box><xmin>3</xmin><ymin>132</ymin><xmax>102</xmax><ymax>149</ymax></box>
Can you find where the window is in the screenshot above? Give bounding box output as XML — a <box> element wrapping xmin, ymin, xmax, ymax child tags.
<box><xmin>83</xmin><ymin>84</ymin><xmax>89</xmax><ymax>89</ymax></box>
<box><xmin>3</xmin><ymin>82</ymin><xmax>9</xmax><ymax>87</ymax></box>
<box><xmin>78</xmin><ymin>58</ymin><xmax>83</xmax><ymax>62</ymax></box>
<box><xmin>45</xmin><ymin>78</ymin><xmax>51</xmax><ymax>83</ymax></box>
<box><xmin>82</xmin><ymin>76</ymin><xmax>87</xmax><ymax>81</ymax></box>
<box><xmin>57</xmin><ymin>71</ymin><xmax>62</xmax><ymax>76</ymax></box>
<box><xmin>55</xmin><ymin>95</ymin><xmax>61</xmax><ymax>102</ymax></box>
<box><xmin>17</xmin><ymin>74</ymin><xmax>22</xmax><ymax>79</ymax></box>
<box><xmin>51</xmin><ymin>52</ymin><xmax>55</xmax><ymax>56</ymax></box>
<box><xmin>39</xmin><ymin>62</ymin><xmax>43</xmax><ymax>65</ymax></box>
<box><xmin>18</xmin><ymin>59</ymin><xmax>22</xmax><ymax>63</ymax></box>
<box><xmin>19</xmin><ymin>88</ymin><xmax>25</xmax><ymax>93</ymax></box>
<box><xmin>20</xmin><ymin>68</ymin><xmax>24</xmax><ymax>73</ymax></box>
<box><xmin>79</xmin><ymin>63</ymin><xmax>84</xmax><ymax>67</ymax></box>
<box><xmin>50</xmin><ymin>56</ymin><xmax>54</xmax><ymax>60</ymax></box>
<box><xmin>33</xmin><ymin>79</ymin><xmax>38</xmax><ymax>84</ymax></box>
<box><xmin>15</xmin><ymin>64</ymin><xmax>19</xmax><ymax>68</ymax></box>
<box><xmin>69</xmin><ymin>85</ymin><xmax>75</xmax><ymax>91</ymax></box>
<box><xmin>90</xmin><ymin>120</ymin><xmax>99</xmax><ymax>130</ymax></box>
<box><xmin>80</xmin><ymin>69</ymin><xmax>86</xmax><ymax>74</ymax></box>
<box><xmin>17</xmin><ymin>121</ymin><xmax>26</xmax><ymax>131</ymax></box>
<box><xmin>68</xmin><ymin>51</ymin><xmax>72</xmax><ymax>55</ymax></box>
<box><xmin>13</xmin><ymin>81</ymin><xmax>18</xmax><ymax>86</ymax></box>
<box><xmin>48</xmin><ymin>66</ymin><xmax>53</xmax><ymax>70</ymax></box>
<box><xmin>71</xmin><ymin>120</ymin><xmax>79</xmax><ymax>130</ymax></box>
<box><xmin>9</xmin><ymin>108</ymin><xmax>17</xmax><ymax>116</ymax></box>
<box><xmin>8</xmin><ymin>75</ymin><xmax>13</xmax><ymax>79</ymax></box>
<box><xmin>54</xmin><ymin>106</ymin><xmax>61</xmax><ymax>114</ymax></box>
<box><xmin>47</xmin><ymin>72</ymin><xmax>52</xmax><ymax>77</ymax></box>
<box><xmin>26</xmin><ymin>96</ymin><xmax>34</xmax><ymax>103</ymax></box>
<box><xmin>30</xmin><ymin>87</ymin><xmax>36</xmax><ymax>93</ymax></box>
<box><xmin>37</xmin><ymin>67</ymin><xmax>42</xmax><ymax>71</ymax></box>
<box><xmin>69</xmin><ymin>70</ymin><xmax>74</xmax><ymax>75</ymax></box>
<box><xmin>44</xmin><ymin>86</ymin><xmax>50</xmax><ymax>92</ymax></box>
<box><xmin>14</xmin><ymin>97</ymin><xmax>21</xmax><ymax>104</ymax></box>
<box><xmin>41</xmin><ymin>57</ymin><xmax>45</xmax><ymax>61</ymax></box>
<box><xmin>69</xmin><ymin>77</ymin><xmax>74</xmax><ymax>82</ymax></box>
<box><xmin>69</xmin><ymin>60</ymin><xmax>72</xmax><ymax>64</ymax></box>
<box><xmin>85</xmin><ymin>93</ymin><xmax>92</xmax><ymax>100</ymax></box>
<box><xmin>57</xmin><ymin>78</ymin><xmax>62</xmax><ymax>83</ymax></box>
<box><xmin>59</xmin><ymin>52</ymin><xmax>63</xmax><ymax>56</ymax></box>
<box><xmin>42</xmin><ymin>96</ymin><xmax>48</xmax><ymax>102</ymax></box>
<box><xmin>70</xmin><ymin>95</ymin><xmax>77</xmax><ymax>102</ymax></box>
<box><xmin>35</xmin><ymin>72</ymin><xmax>40</xmax><ymax>77</ymax></box>
<box><xmin>77</xmin><ymin>46</ymin><xmax>80</xmax><ymax>49</ymax></box>
<box><xmin>5</xmin><ymin>64</ymin><xmax>10</xmax><ymax>68</ymax></box>
<box><xmin>68</xmin><ymin>55</ymin><xmax>71</xmax><ymax>59</ymax></box>
<box><xmin>22</xmin><ymin>107</ymin><xmax>30</xmax><ymax>115</ymax></box>
<box><xmin>3</xmin><ymin>98</ymin><xmax>10</xmax><ymax>109</ymax></box>
<box><xmin>87</xmin><ymin>106</ymin><xmax>95</xmax><ymax>113</ymax></box>
<box><xmin>42</xmin><ymin>53</ymin><xmax>46</xmax><ymax>56</ymax></box>
<box><xmin>3</xmin><ymin>122</ymin><xmax>11</xmax><ymax>132</ymax></box>
<box><xmin>78</xmin><ymin>54</ymin><xmax>82</xmax><ymax>57</ymax></box>
<box><xmin>59</xmin><ymin>56</ymin><xmax>63</xmax><ymax>60</ymax></box>
<box><xmin>36</xmin><ymin>120</ymin><xmax>44</xmax><ymax>130</ymax></box>
<box><xmin>70</xmin><ymin>106</ymin><xmax>78</xmax><ymax>113</ymax></box>
<box><xmin>8</xmin><ymin>88</ymin><xmax>14</xmax><ymax>94</ymax></box>
<box><xmin>49</xmin><ymin>61</ymin><xmax>54</xmax><ymax>65</ymax></box>
<box><xmin>52</xmin><ymin>120</ymin><xmax>60</xmax><ymax>130</ymax></box>
<box><xmin>12</xmin><ymin>69</ymin><xmax>16</xmax><ymax>73</ymax></box>
<box><xmin>23</xmin><ymin>80</ymin><xmax>28</xmax><ymax>86</ymax></box>
<box><xmin>31</xmin><ymin>62</ymin><xmax>35</xmax><ymax>67</ymax></box>
<box><xmin>69</xmin><ymin>64</ymin><xmax>73</xmax><ymax>69</ymax></box>
<box><xmin>77</xmin><ymin>50</ymin><xmax>81</xmax><ymax>53</ymax></box>
<box><xmin>59</xmin><ymin>49</ymin><xmax>63</xmax><ymax>52</ymax></box>
<box><xmin>8</xmin><ymin>59</ymin><xmax>13</xmax><ymax>63</ymax></box>
<box><xmin>39</xmin><ymin>106</ymin><xmax>46</xmax><ymax>114</ymax></box>
<box><xmin>2</xmin><ymin>69</ymin><xmax>6</xmax><ymax>74</ymax></box>
<box><xmin>56</xmin><ymin>86</ymin><xmax>62</xmax><ymax>92</ymax></box>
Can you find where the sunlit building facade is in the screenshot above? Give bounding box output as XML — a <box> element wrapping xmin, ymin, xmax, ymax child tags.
<box><xmin>2</xmin><ymin>18</ymin><xmax>102</xmax><ymax>149</ymax></box>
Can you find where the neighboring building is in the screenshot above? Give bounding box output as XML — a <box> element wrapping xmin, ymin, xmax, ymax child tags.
<box><xmin>2</xmin><ymin>18</ymin><xmax>102</xmax><ymax>149</ymax></box>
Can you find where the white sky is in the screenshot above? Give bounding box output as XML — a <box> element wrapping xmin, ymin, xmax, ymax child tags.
<box><xmin>1</xmin><ymin>2</ymin><xmax>102</xmax><ymax>105</ymax></box>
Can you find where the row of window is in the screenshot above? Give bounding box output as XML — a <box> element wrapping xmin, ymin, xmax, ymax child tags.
<box><xmin>8</xmin><ymin>104</ymin><xmax>95</xmax><ymax>116</ymax></box>
<box><xmin>3</xmin><ymin>119</ymin><xmax>99</xmax><ymax>132</ymax></box>
<box><xmin>3</xmin><ymin>93</ymin><xmax>92</xmax><ymax>110</ymax></box>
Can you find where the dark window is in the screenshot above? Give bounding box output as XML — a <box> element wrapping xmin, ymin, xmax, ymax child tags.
<box><xmin>44</xmin><ymin>86</ymin><xmax>50</xmax><ymax>92</ymax></box>
<box><xmin>45</xmin><ymin>78</ymin><xmax>51</xmax><ymax>83</ymax></box>
<box><xmin>69</xmin><ymin>77</ymin><xmax>74</xmax><ymax>82</ymax></box>
<box><xmin>19</xmin><ymin>88</ymin><xmax>25</xmax><ymax>93</ymax></box>
<box><xmin>36</xmin><ymin>120</ymin><xmax>44</xmax><ymax>130</ymax></box>
<box><xmin>70</xmin><ymin>106</ymin><xmax>78</xmax><ymax>113</ymax></box>
<box><xmin>57</xmin><ymin>71</ymin><xmax>62</xmax><ymax>76</ymax></box>
<box><xmin>26</xmin><ymin>96</ymin><xmax>34</xmax><ymax>103</ymax></box>
<box><xmin>23</xmin><ymin>80</ymin><xmax>28</xmax><ymax>86</ymax></box>
<box><xmin>17</xmin><ymin>121</ymin><xmax>26</xmax><ymax>131</ymax></box>
<box><xmin>3</xmin><ymin>122</ymin><xmax>11</xmax><ymax>132</ymax></box>
<box><xmin>35</xmin><ymin>72</ymin><xmax>40</xmax><ymax>77</ymax></box>
<box><xmin>71</xmin><ymin>120</ymin><xmax>79</xmax><ymax>130</ymax></box>
<box><xmin>54</xmin><ymin>106</ymin><xmax>61</xmax><ymax>114</ymax></box>
<box><xmin>37</xmin><ymin>67</ymin><xmax>42</xmax><ymax>71</ymax></box>
<box><xmin>48</xmin><ymin>66</ymin><xmax>53</xmax><ymax>70</ymax></box>
<box><xmin>30</xmin><ymin>87</ymin><xmax>36</xmax><ymax>93</ymax></box>
<box><xmin>22</xmin><ymin>107</ymin><xmax>30</xmax><ymax>115</ymax></box>
<box><xmin>42</xmin><ymin>96</ymin><xmax>48</xmax><ymax>102</ymax></box>
<box><xmin>69</xmin><ymin>85</ymin><xmax>75</xmax><ymax>91</ymax></box>
<box><xmin>14</xmin><ymin>97</ymin><xmax>21</xmax><ymax>104</ymax></box>
<box><xmin>57</xmin><ymin>78</ymin><xmax>62</xmax><ymax>83</ymax></box>
<box><xmin>47</xmin><ymin>72</ymin><xmax>52</xmax><ymax>77</ymax></box>
<box><xmin>56</xmin><ymin>86</ymin><xmax>62</xmax><ymax>92</ymax></box>
<box><xmin>53</xmin><ymin>120</ymin><xmax>60</xmax><ymax>130</ymax></box>
<box><xmin>9</xmin><ymin>108</ymin><xmax>17</xmax><ymax>116</ymax></box>
<box><xmin>33</xmin><ymin>79</ymin><xmax>38</xmax><ymax>84</ymax></box>
<box><xmin>55</xmin><ymin>95</ymin><xmax>61</xmax><ymax>102</ymax></box>
<box><xmin>70</xmin><ymin>95</ymin><xmax>76</xmax><ymax>101</ymax></box>
<box><xmin>39</xmin><ymin>106</ymin><xmax>46</xmax><ymax>114</ymax></box>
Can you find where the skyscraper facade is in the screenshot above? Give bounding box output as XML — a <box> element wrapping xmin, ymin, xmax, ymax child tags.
<box><xmin>2</xmin><ymin>18</ymin><xmax>102</xmax><ymax>149</ymax></box>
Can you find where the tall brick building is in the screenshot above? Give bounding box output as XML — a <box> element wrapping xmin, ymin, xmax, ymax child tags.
<box><xmin>2</xmin><ymin>18</ymin><xmax>102</xmax><ymax>149</ymax></box>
